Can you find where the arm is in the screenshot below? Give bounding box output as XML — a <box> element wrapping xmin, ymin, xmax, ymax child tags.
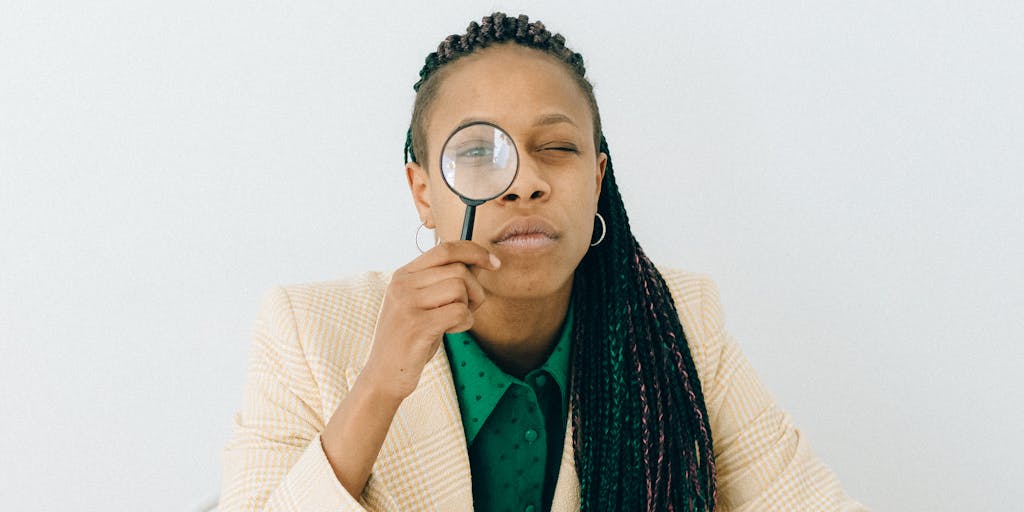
<box><xmin>218</xmin><ymin>243</ymin><xmax>498</xmax><ymax>511</ymax></box>
<box><xmin>217</xmin><ymin>286</ymin><xmax>373</xmax><ymax>511</ymax></box>
<box><xmin>698</xmin><ymin>277</ymin><xmax>870</xmax><ymax>511</ymax></box>
<box><xmin>321</xmin><ymin>363</ymin><xmax>403</xmax><ymax>499</ymax></box>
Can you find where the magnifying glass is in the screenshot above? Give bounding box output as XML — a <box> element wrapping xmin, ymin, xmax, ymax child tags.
<box><xmin>439</xmin><ymin>121</ymin><xmax>519</xmax><ymax>240</ymax></box>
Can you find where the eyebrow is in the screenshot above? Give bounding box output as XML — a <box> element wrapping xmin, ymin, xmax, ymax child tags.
<box><xmin>454</xmin><ymin>113</ymin><xmax>578</xmax><ymax>130</ymax></box>
<box><xmin>533</xmin><ymin>113</ymin><xmax>577</xmax><ymax>127</ymax></box>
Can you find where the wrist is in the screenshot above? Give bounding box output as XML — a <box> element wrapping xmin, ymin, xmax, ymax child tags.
<box><xmin>352</xmin><ymin>361</ymin><xmax>410</xmax><ymax>409</ymax></box>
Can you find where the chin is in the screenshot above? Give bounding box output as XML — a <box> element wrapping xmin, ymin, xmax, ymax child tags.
<box><xmin>480</xmin><ymin>257</ymin><xmax>578</xmax><ymax>301</ymax></box>
<box><xmin>475</xmin><ymin>249</ymin><xmax>581</xmax><ymax>301</ymax></box>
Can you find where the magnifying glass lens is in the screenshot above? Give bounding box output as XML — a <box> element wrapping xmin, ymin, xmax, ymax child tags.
<box><xmin>440</xmin><ymin>123</ymin><xmax>518</xmax><ymax>202</ymax></box>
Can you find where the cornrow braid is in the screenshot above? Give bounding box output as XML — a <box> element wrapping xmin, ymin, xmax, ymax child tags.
<box><xmin>404</xmin><ymin>12</ymin><xmax>596</xmax><ymax>168</ymax></box>
<box><xmin>406</xmin><ymin>12</ymin><xmax>717</xmax><ymax>511</ymax></box>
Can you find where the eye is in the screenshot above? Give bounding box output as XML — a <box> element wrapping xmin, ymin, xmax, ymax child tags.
<box><xmin>457</xmin><ymin>144</ymin><xmax>494</xmax><ymax>159</ymax></box>
<box><xmin>540</xmin><ymin>143</ymin><xmax>579</xmax><ymax>154</ymax></box>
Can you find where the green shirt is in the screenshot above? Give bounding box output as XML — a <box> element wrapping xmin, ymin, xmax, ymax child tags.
<box><xmin>443</xmin><ymin>304</ymin><xmax>573</xmax><ymax>512</ymax></box>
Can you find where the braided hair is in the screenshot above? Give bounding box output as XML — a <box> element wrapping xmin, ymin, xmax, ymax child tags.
<box><xmin>404</xmin><ymin>12</ymin><xmax>717</xmax><ymax>511</ymax></box>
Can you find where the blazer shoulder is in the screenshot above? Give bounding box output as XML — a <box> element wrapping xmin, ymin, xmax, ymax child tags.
<box><xmin>276</xmin><ymin>270</ymin><xmax>394</xmax><ymax>312</ymax></box>
<box><xmin>654</xmin><ymin>265</ymin><xmax>727</xmax><ymax>387</ymax></box>
<box><xmin>655</xmin><ymin>266</ymin><xmax>716</xmax><ymax>313</ymax></box>
<box><xmin>262</xmin><ymin>270</ymin><xmax>394</xmax><ymax>374</ymax></box>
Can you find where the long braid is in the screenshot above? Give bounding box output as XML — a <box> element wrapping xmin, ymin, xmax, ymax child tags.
<box><xmin>405</xmin><ymin>12</ymin><xmax>717</xmax><ymax>511</ymax></box>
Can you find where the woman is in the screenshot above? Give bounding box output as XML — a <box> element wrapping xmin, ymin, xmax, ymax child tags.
<box><xmin>218</xmin><ymin>12</ymin><xmax>867</xmax><ymax>512</ymax></box>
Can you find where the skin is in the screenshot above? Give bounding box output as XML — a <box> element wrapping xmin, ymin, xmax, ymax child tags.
<box><xmin>321</xmin><ymin>42</ymin><xmax>607</xmax><ymax>500</ymax></box>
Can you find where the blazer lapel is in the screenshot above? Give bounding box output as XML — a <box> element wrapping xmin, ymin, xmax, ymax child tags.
<box><xmin>345</xmin><ymin>346</ymin><xmax>474</xmax><ymax>511</ymax></box>
<box><xmin>549</xmin><ymin>401</ymin><xmax>581</xmax><ymax>512</ymax></box>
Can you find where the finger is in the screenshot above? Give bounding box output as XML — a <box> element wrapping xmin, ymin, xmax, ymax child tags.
<box><xmin>412</xmin><ymin>277</ymin><xmax>470</xmax><ymax>310</ymax></box>
<box><xmin>429</xmin><ymin>302</ymin><xmax>474</xmax><ymax>335</ymax></box>
<box><xmin>462</xmin><ymin>272</ymin><xmax>486</xmax><ymax>311</ymax></box>
<box><xmin>404</xmin><ymin>240</ymin><xmax>501</xmax><ymax>273</ymax></box>
<box><xmin>404</xmin><ymin>263</ymin><xmax>487</xmax><ymax>310</ymax></box>
<box><xmin>403</xmin><ymin>262</ymin><xmax>473</xmax><ymax>288</ymax></box>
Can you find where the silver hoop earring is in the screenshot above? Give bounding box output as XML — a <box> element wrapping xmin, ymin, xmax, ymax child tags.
<box><xmin>590</xmin><ymin>212</ymin><xmax>606</xmax><ymax>247</ymax></box>
<box><xmin>416</xmin><ymin>222</ymin><xmax>439</xmax><ymax>254</ymax></box>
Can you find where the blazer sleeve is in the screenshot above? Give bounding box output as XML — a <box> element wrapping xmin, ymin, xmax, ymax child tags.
<box><xmin>696</xmin><ymin>276</ymin><xmax>870</xmax><ymax>511</ymax></box>
<box><xmin>217</xmin><ymin>286</ymin><xmax>371</xmax><ymax>512</ymax></box>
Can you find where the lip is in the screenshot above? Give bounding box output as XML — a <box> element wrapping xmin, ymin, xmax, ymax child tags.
<box><xmin>492</xmin><ymin>216</ymin><xmax>560</xmax><ymax>250</ymax></box>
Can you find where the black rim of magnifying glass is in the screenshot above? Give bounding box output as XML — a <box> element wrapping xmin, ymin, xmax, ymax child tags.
<box><xmin>438</xmin><ymin>120</ymin><xmax>519</xmax><ymax>241</ymax></box>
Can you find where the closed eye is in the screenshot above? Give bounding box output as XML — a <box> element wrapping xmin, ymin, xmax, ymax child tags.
<box><xmin>543</xmin><ymin>146</ymin><xmax>579</xmax><ymax>154</ymax></box>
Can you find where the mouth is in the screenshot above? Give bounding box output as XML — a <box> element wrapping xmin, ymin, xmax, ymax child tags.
<box><xmin>492</xmin><ymin>217</ymin><xmax>560</xmax><ymax>251</ymax></box>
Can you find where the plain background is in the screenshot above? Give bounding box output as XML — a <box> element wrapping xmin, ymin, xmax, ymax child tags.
<box><xmin>2</xmin><ymin>1</ymin><xmax>1021</xmax><ymax>510</ymax></box>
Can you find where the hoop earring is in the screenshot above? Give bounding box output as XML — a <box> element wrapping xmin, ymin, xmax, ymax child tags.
<box><xmin>590</xmin><ymin>212</ymin><xmax>606</xmax><ymax>247</ymax></box>
<box><xmin>416</xmin><ymin>222</ymin><xmax>440</xmax><ymax>254</ymax></box>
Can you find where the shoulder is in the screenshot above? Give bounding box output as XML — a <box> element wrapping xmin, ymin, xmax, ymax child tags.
<box><xmin>655</xmin><ymin>265</ymin><xmax>724</xmax><ymax>331</ymax></box>
<box><xmin>256</xmin><ymin>270</ymin><xmax>395</xmax><ymax>374</ymax></box>
<box><xmin>655</xmin><ymin>266</ymin><xmax>713</xmax><ymax>309</ymax></box>
<box><xmin>653</xmin><ymin>265</ymin><xmax>727</xmax><ymax>386</ymax></box>
<box><xmin>272</xmin><ymin>270</ymin><xmax>394</xmax><ymax>323</ymax></box>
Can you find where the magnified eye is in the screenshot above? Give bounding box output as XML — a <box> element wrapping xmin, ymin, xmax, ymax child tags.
<box><xmin>456</xmin><ymin>143</ymin><xmax>495</xmax><ymax>168</ymax></box>
<box><xmin>456</xmin><ymin>140</ymin><xmax>495</xmax><ymax>162</ymax></box>
<box><xmin>439</xmin><ymin>121</ymin><xmax>518</xmax><ymax>204</ymax></box>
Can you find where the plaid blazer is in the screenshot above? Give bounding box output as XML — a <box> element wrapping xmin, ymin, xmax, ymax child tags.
<box><xmin>217</xmin><ymin>268</ymin><xmax>869</xmax><ymax>511</ymax></box>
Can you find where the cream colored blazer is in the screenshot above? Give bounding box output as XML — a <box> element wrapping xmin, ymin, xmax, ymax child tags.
<box><xmin>217</xmin><ymin>268</ymin><xmax>869</xmax><ymax>511</ymax></box>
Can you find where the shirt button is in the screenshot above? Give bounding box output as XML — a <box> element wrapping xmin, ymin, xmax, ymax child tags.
<box><xmin>535</xmin><ymin>374</ymin><xmax>547</xmax><ymax>387</ymax></box>
<box><xmin>524</xmin><ymin>429</ymin><xmax>538</xmax><ymax>442</ymax></box>
<box><xmin>524</xmin><ymin>506</ymin><xmax>535</xmax><ymax>512</ymax></box>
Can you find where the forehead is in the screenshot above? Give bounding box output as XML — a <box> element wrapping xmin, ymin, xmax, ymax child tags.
<box><xmin>428</xmin><ymin>44</ymin><xmax>592</xmax><ymax>137</ymax></box>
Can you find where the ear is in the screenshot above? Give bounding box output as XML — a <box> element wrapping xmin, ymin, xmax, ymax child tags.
<box><xmin>406</xmin><ymin>161</ymin><xmax>436</xmax><ymax>228</ymax></box>
<box><xmin>594</xmin><ymin>152</ymin><xmax>608</xmax><ymax>203</ymax></box>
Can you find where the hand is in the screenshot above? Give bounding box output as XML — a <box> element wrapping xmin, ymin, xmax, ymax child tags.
<box><xmin>359</xmin><ymin>240</ymin><xmax>501</xmax><ymax>402</ymax></box>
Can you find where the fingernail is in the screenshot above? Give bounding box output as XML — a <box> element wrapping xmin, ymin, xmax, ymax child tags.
<box><xmin>489</xmin><ymin>253</ymin><xmax>501</xmax><ymax>269</ymax></box>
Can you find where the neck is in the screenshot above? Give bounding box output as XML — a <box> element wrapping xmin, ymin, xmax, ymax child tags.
<box><xmin>468</xmin><ymin>279</ymin><xmax>572</xmax><ymax>379</ymax></box>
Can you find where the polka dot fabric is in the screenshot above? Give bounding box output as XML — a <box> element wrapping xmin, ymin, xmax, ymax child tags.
<box><xmin>443</xmin><ymin>305</ymin><xmax>573</xmax><ymax>512</ymax></box>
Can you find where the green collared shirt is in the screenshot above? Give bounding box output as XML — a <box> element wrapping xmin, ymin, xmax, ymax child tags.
<box><xmin>443</xmin><ymin>304</ymin><xmax>573</xmax><ymax>512</ymax></box>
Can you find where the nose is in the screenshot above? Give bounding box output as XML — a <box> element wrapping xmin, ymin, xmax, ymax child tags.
<box><xmin>497</xmin><ymin>155</ymin><xmax>550</xmax><ymax>204</ymax></box>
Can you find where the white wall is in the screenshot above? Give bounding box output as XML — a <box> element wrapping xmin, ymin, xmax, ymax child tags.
<box><xmin>2</xmin><ymin>2</ymin><xmax>1021</xmax><ymax>510</ymax></box>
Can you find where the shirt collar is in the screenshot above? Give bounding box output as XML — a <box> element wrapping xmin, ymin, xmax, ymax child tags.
<box><xmin>534</xmin><ymin>303</ymin><xmax>572</xmax><ymax>405</ymax></box>
<box><xmin>443</xmin><ymin>302</ymin><xmax>574</xmax><ymax>445</ymax></box>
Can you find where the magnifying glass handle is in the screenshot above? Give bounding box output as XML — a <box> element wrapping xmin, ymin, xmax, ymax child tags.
<box><xmin>460</xmin><ymin>204</ymin><xmax>476</xmax><ymax>241</ymax></box>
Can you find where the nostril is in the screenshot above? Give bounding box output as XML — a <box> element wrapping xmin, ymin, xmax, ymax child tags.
<box><xmin>504</xmin><ymin>193</ymin><xmax>520</xmax><ymax>201</ymax></box>
<box><xmin>530</xmin><ymin>191</ymin><xmax>544</xmax><ymax>199</ymax></box>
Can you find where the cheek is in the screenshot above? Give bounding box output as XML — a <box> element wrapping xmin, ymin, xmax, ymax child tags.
<box><xmin>428</xmin><ymin>182</ymin><xmax>465</xmax><ymax>240</ymax></box>
<box><xmin>572</xmin><ymin>205</ymin><xmax>598</xmax><ymax>248</ymax></box>
<box><xmin>560</xmin><ymin>175</ymin><xmax>601</xmax><ymax>245</ymax></box>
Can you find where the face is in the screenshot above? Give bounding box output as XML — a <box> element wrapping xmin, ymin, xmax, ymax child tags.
<box><xmin>406</xmin><ymin>43</ymin><xmax>607</xmax><ymax>300</ymax></box>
